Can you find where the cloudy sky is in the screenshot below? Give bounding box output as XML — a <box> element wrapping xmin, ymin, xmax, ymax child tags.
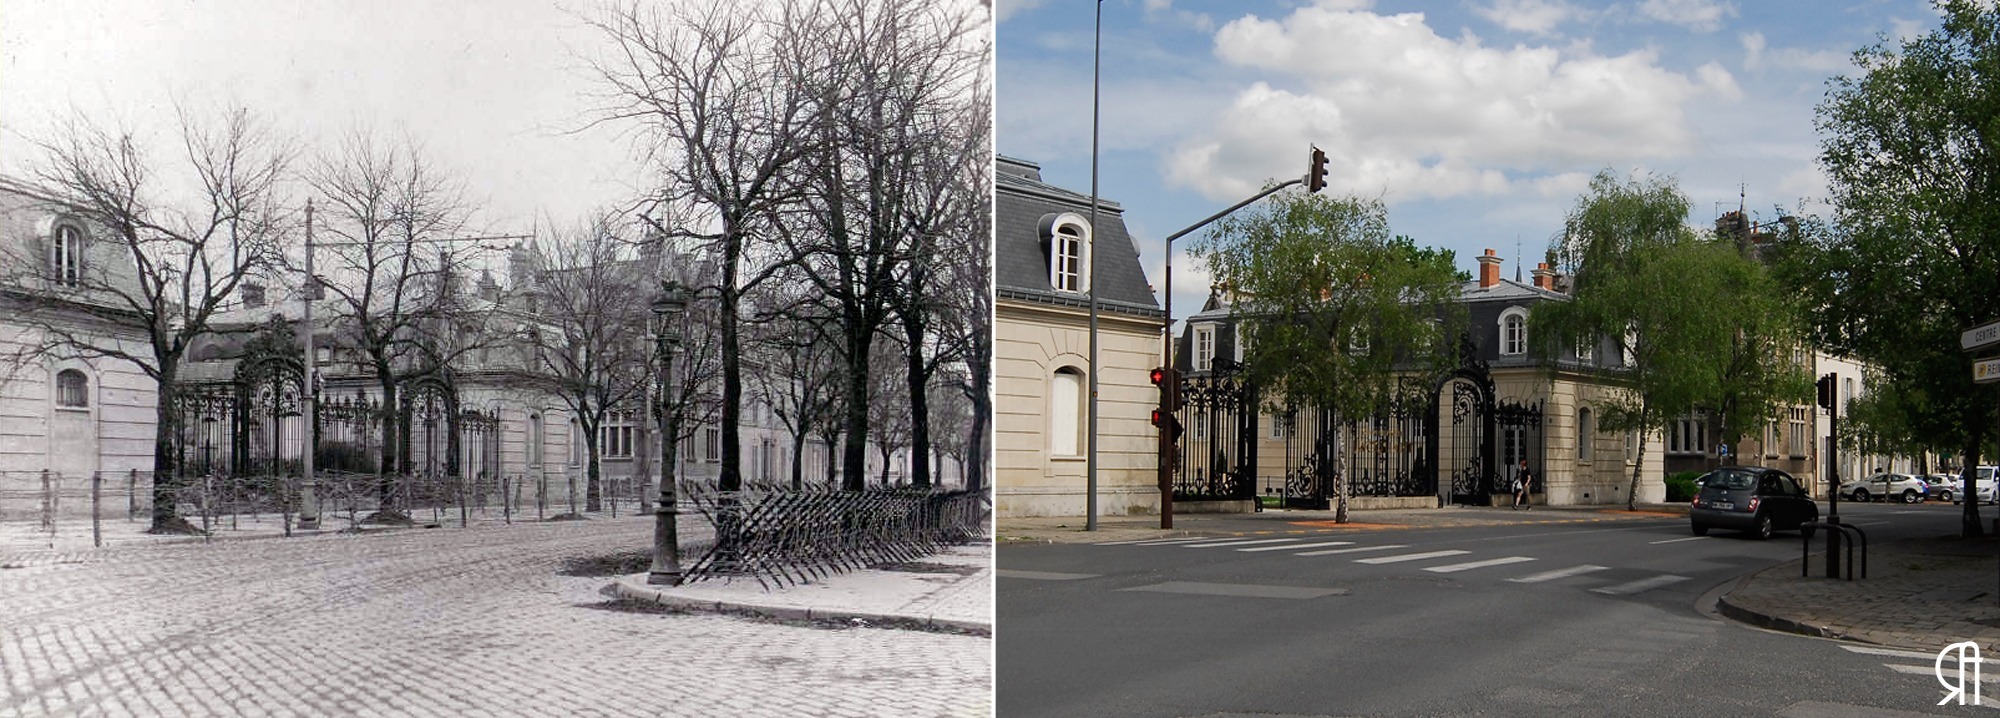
<box><xmin>998</xmin><ymin>0</ymin><xmax>1939</xmax><ymax>324</ymax></box>
<box><xmin>0</xmin><ymin>0</ymin><xmax>638</xmax><ymax>236</ymax></box>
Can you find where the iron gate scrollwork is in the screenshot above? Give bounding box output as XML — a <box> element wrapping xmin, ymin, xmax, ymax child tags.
<box><xmin>1172</xmin><ymin>358</ymin><xmax>1256</xmax><ymax>502</ymax></box>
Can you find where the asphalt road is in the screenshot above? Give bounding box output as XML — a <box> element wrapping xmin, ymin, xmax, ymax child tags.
<box><xmin>998</xmin><ymin>500</ymin><xmax>1991</xmax><ymax>717</ymax></box>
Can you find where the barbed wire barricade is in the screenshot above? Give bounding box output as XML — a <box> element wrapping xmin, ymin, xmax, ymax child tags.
<box><xmin>679</xmin><ymin>484</ymin><xmax>987</xmax><ymax>590</ymax></box>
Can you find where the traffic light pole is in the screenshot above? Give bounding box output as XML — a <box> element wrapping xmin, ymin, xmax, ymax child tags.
<box><xmin>1157</xmin><ymin>176</ymin><xmax>1307</xmax><ymax>529</ymax></box>
<box><xmin>1818</xmin><ymin>373</ymin><xmax>1841</xmax><ymax>578</ymax></box>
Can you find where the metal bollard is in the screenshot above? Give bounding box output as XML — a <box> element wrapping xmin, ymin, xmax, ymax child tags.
<box><xmin>91</xmin><ymin>471</ymin><xmax>102</xmax><ymax>548</ymax></box>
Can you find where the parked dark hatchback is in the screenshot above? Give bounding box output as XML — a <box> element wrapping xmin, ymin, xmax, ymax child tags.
<box><xmin>1689</xmin><ymin>466</ymin><xmax>1819</xmax><ymax>539</ymax></box>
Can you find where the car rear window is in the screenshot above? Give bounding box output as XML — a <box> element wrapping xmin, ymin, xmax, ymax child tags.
<box><xmin>1703</xmin><ymin>471</ymin><xmax>1756</xmax><ymax>491</ymax></box>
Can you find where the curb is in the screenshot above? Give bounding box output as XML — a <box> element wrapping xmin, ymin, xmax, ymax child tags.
<box><xmin>608</xmin><ymin>578</ymin><xmax>994</xmax><ymax>636</ymax></box>
<box><xmin>1711</xmin><ymin>559</ymin><xmax>1934</xmax><ymax>652</ymax></box>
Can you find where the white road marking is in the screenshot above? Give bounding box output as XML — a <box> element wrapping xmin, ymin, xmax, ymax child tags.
<box><xmin>1124</xmin><ymin>537</ymin><xmax>1231</xmax><ymax>546</ymax></box>
<box><xmin>1183</xmin><ymin>538</ymin><xmax>1302</xmax><ymax>549</ymax></box>
<box><xmin>1507</xmin><ymin>565</ymin><xmax>1610</xmax><ymax>583</ymax></box>
<box><xmin>1589</xmin><ymin>574</ymin><xmax>1690</xmax><ymax>595</ymax></box>
<box><xmin>996</xmin><ymin>570</ymin><xmax>1100</xmax><ymax>581</ymax></box>
<box><xmin>1838</xmin><ymin>645</ymin><xmax>1936</xmax><ymax>660</ymax></box>
<box><xmin>1649</xmin><ymin>536</ymin><xmax>1710</xmax><ymax>544</ymax></box>
<box><xmin>1237</xmin><ymin>541</ymin><xmax>1353</xmax><ymax>552</ymax></box>
<box><xmin>1423</xmin><ymin>556</ymin><xmax>1537</xmax><ymax>573</ymax></box>
<box><xmin>1884</xmin><ymin>663</ymin><xmax>2000</xmax><ymax>683</ymax></box>
<box><xmin>1295</xmin><ymin>544</ymin><xmax>1407</xmax><ymax>557</ymax></box>
<box><xmin>1354</xmin><ymin>550</ymin><xmax>1471</xmax><ymax>565</ymax></box>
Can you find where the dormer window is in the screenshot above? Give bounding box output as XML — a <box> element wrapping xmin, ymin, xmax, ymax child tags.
<box><xmin>1040</xmin><ymin>212</ymin><xmax>1091</xmax><ymax>293</ymax></box>
<box><xmin>1499</xmin><ymin>306</ymin><xmax>1528</xmax><ymax>356</ymax></box>
<box><xmin>1193</xmin><ymin>324</ymin><xmax>1215</xmax><ymax>371</ymax></box>
<box><xmin>51</xmin><ymin>223</ymin><xmax>84</xmax><ymax>286</ymax></box>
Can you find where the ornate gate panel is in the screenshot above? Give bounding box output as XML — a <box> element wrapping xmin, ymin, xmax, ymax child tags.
<box><xmin>1341</xmin><ymin>381</ymin><xmax>1435</xmax><ymax>499</ymax></box>
<box><xmin>1172</xmin><ymin>358</ymin><xmax>1256</xmax><ymax>502</ymax></box>
<box><xmin>1494</xmin><ymin>399</ymin><xmax>1545</xmax><ymax>493</ymax></box>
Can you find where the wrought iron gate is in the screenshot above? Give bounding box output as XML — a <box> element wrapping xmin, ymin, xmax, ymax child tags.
<box><xmin>1171</xmin><ymin>358</ymin><xmax>1255</xmax><ymax>502</ymax></box>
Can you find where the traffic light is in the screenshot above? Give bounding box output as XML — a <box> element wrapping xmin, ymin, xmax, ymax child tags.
<box><xmin>1307</xmin><ymin>145</ymin><xmax>1328</xmax><ymax>194</ymax></box>
<box><xmin>1151</xmin><ymin>365</ymin><xmax>1182</xmax><ymax>412</ymax></box>
<box><xmin>1151</xmin><ymin>408</ymin><xmax>1184</xmax><ymax>443</ymax></box>
<box><xmin>1816</xmin><ymin>374</ymin><xmax>1836</xmax><ymax>410</ymax></box>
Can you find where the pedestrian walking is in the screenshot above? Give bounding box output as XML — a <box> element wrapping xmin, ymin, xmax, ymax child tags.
<box><xmin>1513</xmin><ymin>459</ymin><xmax>1533</xmax><ymax>510</ymax></box>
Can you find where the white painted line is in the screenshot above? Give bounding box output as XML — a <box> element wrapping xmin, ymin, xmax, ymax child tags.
<box><xmin>1125</xmin><ymin>537</ymin><xmax>1231</xmax><ymax>546</ymax></box>
<box><xmin>1183</xmin><ymin>538</ymin><xmax>1303</xmax><ymax>549</ymax></box>
<box><xmin>1424</xmin><ymin>556</ymin><xmax>1537</xmax><ymax>573</ymax></box>
<box><xmin>996</xmin><ymin>570</ymin><xmax>1100</xmax><ymax>581</ymax></box>
<box><xmin>1238</xmin><ymin>541</ymin><xmax>1354</xmax><ymax>553</ymax></box>
<box><xmin>1508</xmin><ymin>565</ymin><xmax>1610</xmax><ymax>583</ymax></box>
<box><xmin>1838</xmin><ymin>645</ymin><xmax>1937</xmax><ymax>660</ymax></box>
<box><xmin>1842</xmin><ymin>520</ymin><xmax>1886</xmax><ymax>526</ymax></box>
<box><xmin>1589</xmin><ymin>574</ymin><xmax>1690</xmax><ymax>595</ymax></box>
<box><xmin>1295</xmin><ymin>544</ymin><xmax>1407</xmax><ymax>557</ymax></box>
<box><xmin>1649</xmin><ymin>536</ymin><xmax>1710</xmax><ymax>544</ymax></box>
<box><xmin>1884</xmin><ymin>663</ymin><xmax>2000</xmax><ymax>683</ymax></box>
<box><xmin>1355</xmin><ymin>549</ymin><xmax>1471</xmax><ymax>565</ymax></box>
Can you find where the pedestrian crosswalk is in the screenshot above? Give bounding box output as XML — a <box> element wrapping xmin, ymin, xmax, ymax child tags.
<box><xmin>1090</xmin><ymin>535</ymin><xmax>1696</xmax><ymax>596</ymax></box>
<box><xmin>1839</xmin><ymin>644</ymin><xmax>2000</xmax><ymax>709</ymax></box>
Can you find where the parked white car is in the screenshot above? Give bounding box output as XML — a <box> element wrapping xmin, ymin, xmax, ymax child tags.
<box><xmin>1946</xmin><ymin>467</ymin><xmax>1998</xmax><ymax>505</ymax></box>
<box><xmin>1837</xmin><ymin>472</ymin><xmax>1928</xmax><ymax>503</ymax></box>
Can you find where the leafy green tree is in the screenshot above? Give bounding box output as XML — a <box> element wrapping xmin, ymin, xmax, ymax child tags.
<box><xmin>1780</xmin><ymin>0</ymin><xmax>2000</xmax><ymax>535</ymax></box>
<box><xmin>1191</xmin><ymin>191</ymin><xmax>1464</xmax><ymax>522</ymax></box>
<box><xmin>1535</xmin><ymin>170</ymin><xmax>1804</xmax><ymax>510</ymax></box>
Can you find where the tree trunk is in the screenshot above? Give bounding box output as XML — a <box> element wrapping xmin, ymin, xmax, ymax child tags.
<box><xmin>902</xmin><ymin>308</ymin><xmax>931</xmax><ymax>488</ymax></box>
<box><xmin>586</xmin><ymin>436</ymin><xmax>602</xmax><ymax>513</ymax></box>
<box><xmin>841</xmin><ymin>325</ymin><xmax>872</xmax><ymax>491</ymax></box>
<box><xmin>374</xmin><ymin>361</ymin><xmax>400</xmax><ymax>512</ymax></box>
<box><xmin>148</xmin><ymin>365</ymin><xmax>188</xmax><ymax>533</ymax></box>
<box><xmin>1627</xmin><ymin>404</ymin><xmax>1651</xmax><ymax>511</ymax></box>
<box><xmin>788</xmin><ymin>430</ymin><xmax>806</xmax><ymax>491</ymax></box>
<box><xmin>720</xmin><ymin>220</ymin><xmax>744</xmax><ymax>494</ymax></box>
<box><xmin>823</xmin><ymin>432</ymin><xmax>841</xmax><ymax>488</ymax></box>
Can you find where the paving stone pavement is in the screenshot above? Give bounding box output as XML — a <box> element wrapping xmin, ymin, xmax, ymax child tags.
<box><xmin>0</xmin><ymin>515</ymin><xmax>992</xmax><ymax>717</ymax></box>
<box><xmin>1720</xmin><ymin>533</ymin><xmax>2000</xmax><ymax>653</ymax></box>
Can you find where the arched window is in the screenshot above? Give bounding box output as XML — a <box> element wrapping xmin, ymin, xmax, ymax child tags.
<box><xmin>1499</xmin><ymin>307</ymin><xmax>1528</xmax><ymax>356</ymax></box>
<box><xmin>1050</xmin><ymin>367</ymin><xmax>1084</xmax><ymax>457</ymax></box>
<box><xmin>1040</xmin><ymin>213</ymin><xmax>1091</xmax><ymax>294</ymax></box>
<box><xmin>51</xmin><ymin>223</ymin><xmax>84</xmax><ymax>286</ymax></box>
<box><xmin>1577</xmin><ymin>407</ymin><xmax>1594</xmax><ymax>461</ymax></box>
<box><xmin>55</xmin><ymin>369</ymin><xmax>88</xmax><ymax>408</ymax></box>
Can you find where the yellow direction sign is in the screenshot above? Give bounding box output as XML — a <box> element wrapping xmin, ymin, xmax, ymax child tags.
<box><xmin>1978</xmin><ymin>358</ymin><xmax>2000</xmax><ymax>384</ymax></box>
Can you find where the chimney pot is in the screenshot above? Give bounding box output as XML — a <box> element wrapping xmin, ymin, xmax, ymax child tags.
<box><xmin>1475</xmin><ymin>248</ymin><xmax>1503</xmax><ymax>289</ymax></box>
<box><xmin>1532</xmin><ymin>262</ymin><xmax>1555</xmax><ymax>290</ymax></box>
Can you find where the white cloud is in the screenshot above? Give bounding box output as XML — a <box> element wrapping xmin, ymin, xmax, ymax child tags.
<box><xmin>1889</xmin><ymin>16</ymin><xmax>1927</xmax><ymax>44</ymax></box>
<box><xmin>1167</xmin><ymin>4</ymin><xmax>1730</xmax><ymax>203</ymax></box>
<box><xmin>1142</xmin><ymin>0</ymin><xmax>1215</xmax><ymax>33</ymax></box>
<box><xmin>1474</xmin><ymin>0</ymin><xmax>1577</xmax><ymax>36</ymax></box>
<box><xmin>1740</xmin><ymin>30</ymin><xmax>1850</xmax><ymax>73</ymax></box>
<box><xmin>996</xmin><ymin>0</ymin><xmax>1047</xmax><ymax>23</ymax></box>
<box><xmin>1637</xmin><ymin>0</ymin><xmax>1736</xmax><ymax>33</ymax></box>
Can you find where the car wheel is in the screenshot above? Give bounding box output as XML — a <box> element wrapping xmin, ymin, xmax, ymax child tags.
<box><xmin>1754</xmin><ymin>514</ymin><xmax>1774</xmax><ymax>540</ymax></box>
<box><xmin>1852</xmin><ymin>488</ymin><xmax>1869</xmax><ymax>502</ymax></box>
<box><xmin>1941</xmin><ymin>490</ymin><xmax>1954</xmax><ymax>503</ymax></box>
<box><xmin>1692</xmin><ymin>523</ymin><xmax>1709</xmax><ymax>536</ymax></box>
<box><xmin>1903</xmin><ymin>489</ymin><xmax>1919</xmax><ymax>504</ymax></box>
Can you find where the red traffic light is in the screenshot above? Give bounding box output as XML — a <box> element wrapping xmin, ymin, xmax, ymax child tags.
<box><xmin>1150</xmin><ymin>366</ymin><xmax>1168</xmax><ymax>387</ymax></box>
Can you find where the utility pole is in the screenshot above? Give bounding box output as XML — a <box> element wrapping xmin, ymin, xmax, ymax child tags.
<box><xmin>1086</xmin><ymin>0</ymin><xmax>1103</xmax><ymax>531</ymax></box>
<box><xmin>1818</xmin><ymin>372</ymin><xmax>1840</xmax><ymax>578</ymax></box>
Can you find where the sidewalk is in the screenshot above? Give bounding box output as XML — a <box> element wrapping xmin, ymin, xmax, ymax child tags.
<box><xmin>997</xmin><ymin>502</ymin><xmax>1691</xmax><ymax>544</ymax></box>
<box><xmin>1719</xmin><ymin>532</ymin><xmax>2000</xmax><ymax>652</ymax></box>
<box><xmin>609</xmin><ymin>541</ymin><xmax>993</xmax><ymax>635</ymax></box>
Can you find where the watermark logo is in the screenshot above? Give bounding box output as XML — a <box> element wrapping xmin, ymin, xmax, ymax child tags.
<box><xmin>1938</xmin><ymin>641</ymin><xmax>1984</xmax><ymax>706</ymax></box>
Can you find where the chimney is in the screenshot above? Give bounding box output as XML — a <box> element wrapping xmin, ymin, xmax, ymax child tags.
<box><xmin>242</xmin><ymin>282</ymin><xmax>265</xmax><ymax>308</ymax></box>
<box><xmin>477</xmin><ymin>269</ymin><xmax>500</xmax><ymax>301</ymax></box>
<box><xmin>1532</xmin><ymin>262</ymin><xmax>1555</xmax><ymax>291</ymax></box>
<box><xmin>1476</xmin><ymin>248</ymin><xmax>1502</xmax><ymax>289</ymax></box>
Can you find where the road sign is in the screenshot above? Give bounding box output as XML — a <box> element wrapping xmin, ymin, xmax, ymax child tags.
<box><xmin>1977</xmin><ymin>357</ymin><xmax>2000</xmax><ymax>384</ymax></box>
<box><xmin>1963</xmin><ymin>320</ymin><xmax>2000</xmax><ymax>351</ymax></box>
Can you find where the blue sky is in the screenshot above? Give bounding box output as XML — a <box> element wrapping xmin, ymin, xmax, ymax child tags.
<box><xmin>997</xmin><ymin>0</ymin><xmax>1941</xmax><ymax>325</ymax></box>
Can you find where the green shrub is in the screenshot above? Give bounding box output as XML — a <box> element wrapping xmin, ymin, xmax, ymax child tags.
<box><xmin>1664</xmin><ymin>471</ymin><xmax>1703</xmax><ymax>502</ymax></box>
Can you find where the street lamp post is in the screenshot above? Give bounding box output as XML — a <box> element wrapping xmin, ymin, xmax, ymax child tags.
<box><xmin>649</xmin><ymin>280</ymin><xmax>688</xmax><ymax>585</ymax></box>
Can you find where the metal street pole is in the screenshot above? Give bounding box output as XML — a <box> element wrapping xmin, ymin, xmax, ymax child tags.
<box><xmin>1086</xmin><ymin>0</ymin><xmax>1103</xmax><ymax>531</ymax></box>
<box><xmin>299</xmin><ymin>199</ymin><xmax>320</xmax><ymax>531</ymax></box>
<box><xmin>649</xmin><ymin>281</ymin><xmax>687</xmax><ymax>585</ymax></box>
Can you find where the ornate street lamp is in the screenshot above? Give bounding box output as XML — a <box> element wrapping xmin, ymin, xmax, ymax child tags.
<box><xmin>649</xmin><ymin>280</ymin><xmax>688</xmax><ymax>585</ymax></box>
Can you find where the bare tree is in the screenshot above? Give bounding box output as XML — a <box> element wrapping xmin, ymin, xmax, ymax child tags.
<box><xmin>305</xmin><ymin>132</ymin><xmax>483</xmax><ymax>517</ymax></box>
<box><xmin>587</xmin><ymin>0</ymin><xmax>818</xmax><ymax>495</ymax></box>
<box><xmin>523</xmin><ymin>214</ymin><xmax>655</xmax><ymax>511</ymax></box>
<box><xmin>784</xmin><ymin>0</ymin><xmax>989</xmax><ymax>490</ymax></box>
<box><xmin>2</xmin><ymin>107</ymin><xmax>292</xmax><ymax>533</ymax></box>
<box><xmin>744</xmin><ymin>292</ymin><xmax>844</xmax><ymax>490</ymax></box>
<box><xmin>867</xmin><ymin>334</ymin><xmax>913</xmax><ymax>487</ymax></box>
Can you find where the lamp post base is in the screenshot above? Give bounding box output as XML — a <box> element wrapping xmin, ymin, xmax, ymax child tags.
<box><xmin>646</xmin><ymin>571</ymin><xmax>683</xmax><ymax>586</ymax></box>
<box><xmin>297</xmin><ymin>480</ymin><xmax>320</xmax><ymax>531</ymax></box>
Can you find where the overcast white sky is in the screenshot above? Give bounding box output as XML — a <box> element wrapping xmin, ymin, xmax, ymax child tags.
<box><xmin>0</xmin><ymin>0</ymin><xmax>640</xmax><ymax>236</ymax></box>
<box><xmin>998</xmin><ymin>0</ymin><xmax>1942</xmax><ymax>324</ymax></box>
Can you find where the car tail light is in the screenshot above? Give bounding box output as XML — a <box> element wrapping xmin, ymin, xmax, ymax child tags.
<box><xmin>1748</xmin><ymin>496</ymin><xmax>1761</xmax><ymax>512</ymax></box>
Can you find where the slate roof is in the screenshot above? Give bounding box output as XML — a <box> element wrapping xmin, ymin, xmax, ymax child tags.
<box><xmin>995</xmin><ymin>155</ymin><xmax>1162</xmax><ymax>318</ymax></box>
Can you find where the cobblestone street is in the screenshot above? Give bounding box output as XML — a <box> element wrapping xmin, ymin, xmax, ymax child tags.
<box><xmin>0</xmin><ymin>517</ymin><xmax>992</xmax><ymax>717</ymax></box>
